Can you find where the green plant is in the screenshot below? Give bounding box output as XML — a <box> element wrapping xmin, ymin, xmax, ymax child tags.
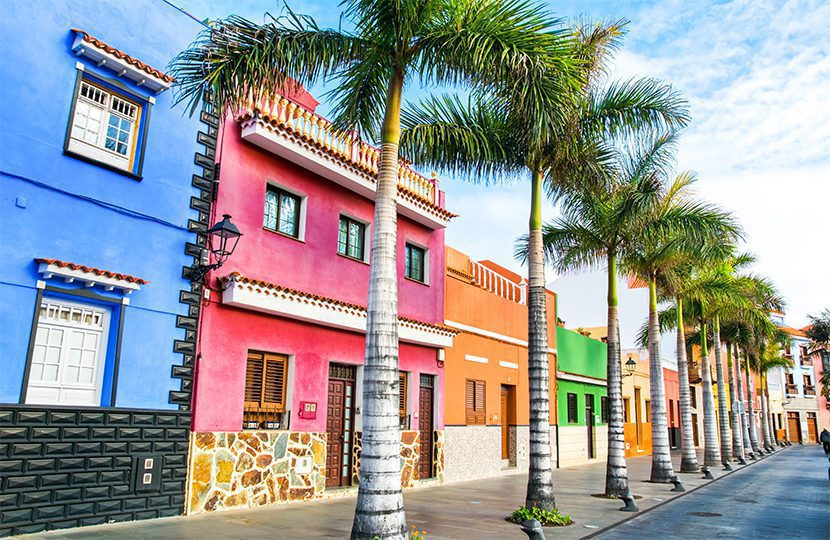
<box><xmin>509</xmin><ymin>506</ymin><xmax>574</xmax><ymax>526</ymax></box>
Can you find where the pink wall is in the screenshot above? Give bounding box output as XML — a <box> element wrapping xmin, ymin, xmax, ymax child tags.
<box><xmin>663</xmin><ymin>367</ymin><xmax>680</xmax><ymax>429</ymax></box>
<box><xmin>813</xmin><ymin>355</ymin><xmax>829</xmax><ymax>430</ymax></box>
<box><xmin>212</xmin><ymin>122</ymin><xmax>445</xmax><ymax>324</ymax></box>
<box><xmin>193</xmin><ymin>303</ymin><xmax>444</xmax><ymax>432</ymax></box>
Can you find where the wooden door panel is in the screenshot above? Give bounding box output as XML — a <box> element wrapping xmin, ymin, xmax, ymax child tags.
<box><xmin>418</xmin><ymin>385</ymin><xmax>433</xmax><ymax>479</ymax></box>
<box><xmin>326</xmin><ymin>380</ymin><xmax>345</xmax><ymax>487</ymax></box>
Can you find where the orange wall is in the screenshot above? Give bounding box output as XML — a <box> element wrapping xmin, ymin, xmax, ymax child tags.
<box><xmin>443</xmin><ymin>247</ymin><xmax>557</xmax><ymax>426</ymax></box>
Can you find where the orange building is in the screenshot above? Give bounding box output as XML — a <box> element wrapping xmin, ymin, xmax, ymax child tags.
<box><xmin>621</xmin><ymin>350</ymin><xmax>653</xmax><ymax>458</ymax></box>
<box><xmin>442</xmin><ymin>247</ymin><xmax>557</xmax><ymax>482</ymax></box>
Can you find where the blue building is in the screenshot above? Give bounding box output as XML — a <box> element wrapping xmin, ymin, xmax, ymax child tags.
<box><xmin>0</xmin><ymin>1</ymin><xmax>216</xmax><ymax>533</ymax></box>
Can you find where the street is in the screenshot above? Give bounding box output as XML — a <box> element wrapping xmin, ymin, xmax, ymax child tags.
<box><xmin>593</xmin><ymin>444</ymin><xmax>829</xmax><ymax>539</ymax></box>
<box><xmin>17</xmin><ymin>445</ymin><xmax>829</xmax><ymax>539</ymax></box>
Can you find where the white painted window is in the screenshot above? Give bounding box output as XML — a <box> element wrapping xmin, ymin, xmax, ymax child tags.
<box><xmin>69</xmin><ymin>80</ymin><xmax>140</xmax><ymax>171</ymax></box>
<box><xmin>26</xmin><ymin>299</ymin><xmax>110</xmax><ymax>406</ymax></box>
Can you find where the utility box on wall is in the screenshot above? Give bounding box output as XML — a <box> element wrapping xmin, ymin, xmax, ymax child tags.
<box><xmin>132</xmin><ymin>454</ymin><xmax>162</xmax><ymax>492</ymax></box>
<box><xmin>298</xmin><ymin>401</ymin><xmax>317</xmax><ymax>419</ymax></box>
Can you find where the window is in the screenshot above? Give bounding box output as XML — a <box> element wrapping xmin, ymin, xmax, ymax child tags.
<box><xmin>567</xmin><ymin>393</ymin><xmax>578</xmax><ymax>423</ymax></box>
<box><xmin>405</xmin><ymin>243</ymin><xmax>426</xmax><ymax>283</ymax></box>
<box><xmin>689</xmin><ymin>386</ymin><xmax>697</xmax><ymax>409</ymax></box>
<box><xmin>243</xmin><ymin>351</ymin><xmax>288</xmax><ymax>429</ymax></box>
<box><xmin>600</xmin><ymin>396</ymin><xmax>608</xmax><ymax>423</ymax></box>
<box><xmin>25</xmin><ymin>299</ymin><xmax>110</xmax><ymax>406</ymax></box>
<box><xmin>645</xmin><ymin>400</ymin><xmax>651</xmax><ymax>423</ymax></box>
<box><xmin>623</xmin><ymin>398</ymin><xmax>631</xmax><ymax>422</ymax></box>
<box><xmin>399</xmin><ymin>372</ymin><xmax>408</xmax><ymax>429</ymax></box>
<box><xmin>264</xmin><ymin>186</ymin><xmax>301</xmax><ymax>238</ymax></box>
<box><xmin>338</xmin><ymin>216</ymin><xmax>366</xmax><ymax>261</ymax></box>
<box><xmin>465</xmin><ymin>379</ymin><xmax>486</xmax><ymax>425</ymax></box>
<box><xmin>68</xmin><ymin>79</ymin><xmax>142</xmax><ymax>172</ymax></box>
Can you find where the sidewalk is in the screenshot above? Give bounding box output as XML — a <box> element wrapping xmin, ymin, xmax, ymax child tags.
<box><xmin>21</xmin><ymin>447</ymin><xmax>788</xmax><ymax>539</ymax></box>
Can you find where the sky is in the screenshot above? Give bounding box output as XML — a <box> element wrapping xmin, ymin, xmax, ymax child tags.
<box><xmin>171</xmin><ymin>0</ymin><xmax>830</xmax><ymax>327</ymax></box>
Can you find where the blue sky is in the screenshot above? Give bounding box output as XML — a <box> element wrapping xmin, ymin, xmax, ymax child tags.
<box><xmin>171</xmin><ymin>0</ymin><xmax>830</xmax><ymax>326</ymax></box>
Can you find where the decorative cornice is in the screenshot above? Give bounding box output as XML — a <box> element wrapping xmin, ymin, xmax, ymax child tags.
<box><xmin>237</xmin><ymin>110</ymin><xmax>457</xmax><ymax>228</ymax></box>
<box><xmin>35</xmin><ymin>258</ymin><xmax>146</xmax><ymax>294</ymax></box>
<box><xmin>444</xmin><ymin>319</ymin><xmax>556</xmax><ymax>354</ymax></box>
<box><xmin>71</xmin><ymin>29</ymin><xmax>173</xmax><ymax>93</ymax></box>
<box><xmin>221</xmin><ymin>273</ymin><xmax>455</xmax><ymax>348</ymax></box>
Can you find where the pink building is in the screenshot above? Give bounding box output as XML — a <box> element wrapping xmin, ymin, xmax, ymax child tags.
<box><xmin>187</xmin><ymin>86</ymin><xmax>455</xmax><ymax>514</ymax></box>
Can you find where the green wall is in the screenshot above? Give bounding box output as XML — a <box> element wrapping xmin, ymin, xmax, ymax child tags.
<box><xmin>557</xmin><ymin>380</ymin><xmax>607</xmax><ymax>426</ymax></box>
<box><xmin>556</xmin><ymin>327</ymin><xmax>607</xmax><ymax>380</ymax></box>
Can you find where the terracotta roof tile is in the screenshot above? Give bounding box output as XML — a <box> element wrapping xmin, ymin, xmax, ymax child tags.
<box><xmin>779</xmin><ymin>325</ymin><xmax>806</xmax><ymax>337</ymax></box>
<box><xmin>36</xmin><ymin>258</ymin><xmax>148</xmax><ymax>284</ymax></box>
<box><xmin>72</xmin><ymin>29</ymin><xmax>174</xmax><ymax>83</ymax></box>
<box><xmin>222</xmin><ymin>272</ymin><xmax>455</xmax><ymax>335</ymax></box>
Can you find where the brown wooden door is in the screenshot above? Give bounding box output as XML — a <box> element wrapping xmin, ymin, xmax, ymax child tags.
<box><xmin>326</xmin><ymin>365</ymin><xmax>356</xmax><ymax>488</ymax></box>
<box><xmin>787</xmin><ymin>411</ymin><xmax>801</xmax><ymax>443</ymax></box>
<box><xmin>500</xmin><ymin>387</ymin><xmax>509</xmax><ymax>459</ymax></box>
<box><xmin>418</xmin><ymin>376</ymin><xmax>434</xmax><ymax>479</ymax></box>
<box><xmin>634</xmin><ymin>388</ymin><xmax>642</xmax><ymax>449</ymax></box>
<box><xmin>807</xmin><ymin>413</ymin><xmax>818</xmax><ymax>443</ymax></box>
<box><xmin>691</xmin><ymin>413</ymin><xmax>699</xmax><ymax>446</ymax></box>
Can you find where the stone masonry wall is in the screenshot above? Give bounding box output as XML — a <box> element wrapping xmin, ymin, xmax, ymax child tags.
<box><xmin>188</xmin><ymin>430</ymin><xmax>445</xmax><ymax>515</ymax></box>
<box><xmin>187</xmin><ymin>431</ymin><xmax>326</xmax><ymax>514</ymax></box>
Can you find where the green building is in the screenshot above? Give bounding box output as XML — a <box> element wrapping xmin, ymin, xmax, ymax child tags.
<box><xmin>555</xmin><ymin>327</ymin><xmax>608</xmax><ymax>467</ymax></box>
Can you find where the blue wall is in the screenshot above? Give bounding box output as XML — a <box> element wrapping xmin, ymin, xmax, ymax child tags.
<box><xmin>0</xmin><ymin>0</ymin><xmax>206</xmax><ymax>409</ymax></box>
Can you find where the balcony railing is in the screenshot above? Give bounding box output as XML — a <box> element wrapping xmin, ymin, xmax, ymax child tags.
<box><xmin>469</xmin><ymin>260</ymin><xmax>526</xmax><ymax>305</ymax></box>
<box><xmin>248</xmin><ymin>96</ymin><xmax>438</xmax><ymax>205</ymax></box>
<box><xmin>688</xmin><ymin>361</ymin><xmax>702</xmax><ymax>384</ymax></box>
<box><xmin>786</xmin><ymin>383</ymin><xmax>798</xmax><ymax>395</ymax></box>
<box><xmin>804</xmin><ymin>385</ymin><xmax>816</xmax><ymax>396</ymax></box>
<box><xmin>801</xmin><ymin>358</ymin><xmax>813</xmax><ymax>367</ymax></box>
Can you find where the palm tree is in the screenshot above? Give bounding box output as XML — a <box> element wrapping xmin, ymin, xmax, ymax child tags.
<box><xmin>720</xmin><ymin>321</ymin><xmax>751</xmax><ymax>461</ymax></box>
<box><xmin>403</xmin><ymin>21</ymin><xmax>688</xmax><ymax>503</ymax></box>
<box><xmin>626</xmin><ymin>173</ymin><xmax>740</xmax><ymax>482</ymax></box>
<box><xmin>749</xmin><ymin>328</ymin><xmax>791</xmax><ymax>450</ymax></box>
<box><xmin>806</xmin><ymin>309</ymin><xmax>830</xmax><ymax>402</ymax></box>
<box><xmin>170</xmin><ymin>2</ymin><xmax>570</xmax><ymax>537</ymax></box>
<box><xmin>540</xmin><ymin>133</ymin><xmax>691</xmax><ymax>495</ymax></box>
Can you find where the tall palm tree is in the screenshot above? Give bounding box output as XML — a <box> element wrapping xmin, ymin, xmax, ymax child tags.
<box><xmin>540</xmin><ymin>134</ymin><xmax>690</xmax><ymax>496</ymax></box>
<box><xmin>403</xmin><ymin>22</ymin><xmax>688</xmax><ymax>503</ymax></box>
<box><xmin>720</xmin><ymin>321</ymin><xmax>751</xmax><ymax>461</ymax></box>
<box><xmin>806</xmin><ymin>309</ymin><xmax>830</xmax><ymax>402</ymax></box>
<box><xmin>626</xmin><ymin>173</ymin><xmax>740</xmax><ymax>482</ymax></box>
<box><xmin>749</xmin><ymin>329</ymin><xmax>791</xmax><ymax>450</ymax></box>
<box><xmin>170</xmin><ymin>2</ymin><xmax>570</xmax><ymax>537</ymax></box>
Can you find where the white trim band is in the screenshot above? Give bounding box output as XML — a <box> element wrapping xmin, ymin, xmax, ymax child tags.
<box><xmin>556</xmin><ymin>371</ymin><xmax>607</xmax><ymax>387</ymax></box>
<box><xmin>444</xmin><ymin>319</ymin><xmax>557</xmax><ymax>354</ymax></box>
<box><xmin>465</xmin><ymin>354</ymin><xmax>489</xmax><ymax>364</ymax></box>
<box><xmin>499</xmin><ymin>361</ymin><xmax>519</xmax><ymax>370</ymax></box>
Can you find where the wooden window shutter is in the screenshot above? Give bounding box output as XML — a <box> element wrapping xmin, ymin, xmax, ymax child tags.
<box><xmin>399</xmin><ymin>372</ymin><xmax>407</xmax><ymax>417</ymax></box>
<box><xmin>474</xmin><ymin>380</ymin><xmax>486</xmax><ymax>424</ymax></box>
<box><xmin>466</xmin><ymin>380</ymin><xmax>476</xmax><ymax>424</ymax></box>
<box><xmin>245</xmin><ymin>352</ymin><xmax>265</xmax><ymax>405</ymax></box>
<box><xmin>263</xmin><ymin>354</ymin><xmax>287</xmax><ymax>410</ymax></box>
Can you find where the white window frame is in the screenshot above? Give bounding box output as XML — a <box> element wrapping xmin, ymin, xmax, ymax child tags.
<box><xmin>25</xmin><ymin>298</ymin><xmax>111</xmax><ymax>406</ymax></box>
<box><xmin>68</xmin><ymin>78</ymin><xmax>141</xmax><ymax>172</ymax></box>
<box><xmin>337</xmin><ymin>212</ymin><xmax>371</xmax><ymax>263</ymax></box>
<box><xmin>264</xmin><ymin>180</ymin><xmax>307</xmax><ymax>241</ymax></box>
<box><xmin>404</xmin><ymin>241</ymin><xmax>430</xmax><ymax>285</ymax></box>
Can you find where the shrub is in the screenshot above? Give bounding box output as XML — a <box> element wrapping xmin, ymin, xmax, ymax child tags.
<box><xmin>508</xmin><ymin>506</ymin><xmax>574</xmax><ymax>527</ymax></box>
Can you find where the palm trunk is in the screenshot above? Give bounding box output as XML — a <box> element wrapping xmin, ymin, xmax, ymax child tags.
<box><xmin>744</xmin><ymin>359</ymin><xmax>761</xmax><ymax>455</ymax></box>
<box><xmin>524</xmin><ymin>169</ymin><xmax>555</xmax><ymax>511</ymax></box>
<box><xmin>760</xmin><ymin>378</ymin><xmax>772</xmax><ymax>449</ymax></box>
<box><xmin>675</xmin><ymin>298</ymin><xmax>699</xmax><ymax>472</ymax></box>
<box><xmin>351</xmin><ymin>71</ymin><xmax>406</xmax><ymax>540</ymax></box>
<box><xmin>735</xmin><ymin>347</ymin><xmax>752</xmax><ymax>456</ymax></box>
<box><xmin>605</xmin><ymin>252</ymin><xmax>628</xmax><ymax>497</ymax></box>
<box><xmin>712</xmin><ymin>316</ymin><xmax>731</xmax><ymax>463</ymax></box>
<box><xmin>726</xmin><ymin>343</ymin><xmax>744</xmax><ymax>461</ymax></box>
<box><xmin>699</xmin><ymin>321</ymin><xmax>721</xmax><ymax>467</ymax></box>
<box><xmin>648</xmin><ymin>277</ymin><xmax>674</xmax><ymax>482</ymax></box>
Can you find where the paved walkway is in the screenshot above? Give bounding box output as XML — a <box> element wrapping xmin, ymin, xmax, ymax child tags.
<box><xmin>592</xmin><ymin>444</ymin><xmax>829</xmax><ymax>539</ymax></box>
<box><xmin>20</xmin><ymin>446</ymin><xmax>811</xmax><ymax>539</ymax></box>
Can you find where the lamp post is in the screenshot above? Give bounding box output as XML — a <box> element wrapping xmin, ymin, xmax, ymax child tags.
<box><xmin>190</xmin><ymin>214</ymin><xmax>242</xmax><ymax>282</ymax></box>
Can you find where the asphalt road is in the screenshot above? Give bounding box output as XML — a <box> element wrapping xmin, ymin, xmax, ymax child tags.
<box><xmin>594</xmin><ymin>444</ymin><xmax>830</xmax><ymax>539</ymax></box>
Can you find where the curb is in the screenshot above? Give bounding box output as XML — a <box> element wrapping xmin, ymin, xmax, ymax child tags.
<box><xmin>579</xmin><ymin>446</ymin><xmax>790</xmax><ymax>539</ymax></box>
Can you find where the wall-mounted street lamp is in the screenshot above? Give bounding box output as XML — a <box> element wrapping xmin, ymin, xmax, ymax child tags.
<box><xmin>622</xmin><ymin>355</ymin><xmax>637</xmax><ymax>378</ymax></box>
<box><xmin>190</xmin><ymin>214</ymin><xmax>242</xmax><ymax>282</ymax></box>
